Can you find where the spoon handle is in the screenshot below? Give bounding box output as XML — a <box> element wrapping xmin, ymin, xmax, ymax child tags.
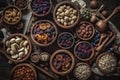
<box><xmin>105</xmin><ymin>6</ymin><xmax>120</xmax><ymax>21</ymax></box>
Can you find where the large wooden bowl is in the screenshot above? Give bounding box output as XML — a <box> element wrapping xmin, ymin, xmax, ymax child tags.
<box><xmin>31</xmin><ymin>20</ymin><xmax>58</xmax><ymax>47</ymax></box>
<box><xmin>53</xmin><ymin>1</ymin><xmax>80</xmax><ymax>29</ymax></box>
<box><xmin>11</xmin><ymin>63</ymin><xmax>37</xmax><ymax>80</ymax></box>
<box><xmin>76</xmin><ymin>21</ymin><xmax>95</xmax><ymax>41</ymax></box>
<box><xmin>96</xmin><ymin>52</ymin><xmax>117</xmax><ymax>74</ymax></box>
<box><xmin>50</xmin><ymin>49</ymin><xmax>75</xmax><ymax>75</ymax></box>
<box><xmin>4</xmin><ymin>33</ymin><xmax>32</xmax><ymax>63</ymax></box>
<box><xmin>30</xmin><ymin>0</ymin><xmax>52</xmax><ymax>17</ymax></box>
<box><xmin>74</xmin><ymin>41</ymin><xmax>95</xmax><ymax>61</ymax></box>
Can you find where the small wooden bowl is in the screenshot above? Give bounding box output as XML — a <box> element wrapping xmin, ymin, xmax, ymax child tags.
<box><xmin>4</xmin><ymin>33</ymin><xmax>32</xmax><ymax>63</ymax></box>
<box><xmin>30</xmin><ymin>0</ymin><xmax>52</xmax><ymax>17</ymax></box>
<box><xmin>76</xmin><ymin>21</ymin><xmax>95</xmax><ymax>41</ymax></box>
<box><xmin>57</xmin><ymin>32</ymin><xmax>75</xmax><ymax>49</ymax></box>
<box><xmin>74</xmin><ymin>62</ymin><xmax>91</xmax><ymax>80</ymax></box>
<box><xmin>31</xmin><ymin>20</ymin><xmax>58</xmax><ymax>47</ymax></box>
<box><xmin>14</xmin><ymin>0</ymin><xmax>29</xmax><ymax>11</ymax></box>
<box><xmin>53</xmin><ymin>1</ymin><xmax>80</xmax><ymax>29</ymax></box>
<box><xmin>96</xmin><ymin>52</ymin><xmax>117</xmax><ymax>74</ymax></box>
<box><xmin>74</xmin><ymin>41</ymin><xmax>95</xmax><ymax>61</ymax></box>
<box><xmin>2</xmin><ymin>6</ymin><xmax>22</xmax><ymax>25</ymax></box>
<box><xmin>11</xmin><ymin>63</ymin><xmax>37</xmax><ymax>80</ymax></box>
<box><xmin>50</xmin><ymin>49</ymin><xmax>75</xmax><ymax>75</ymax></box>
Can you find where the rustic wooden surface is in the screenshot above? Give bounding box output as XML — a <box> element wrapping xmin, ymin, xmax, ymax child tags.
<box><xmin>0</xmin><ymin>0</ymin><xmax>120</xmax><ymax>80</ymax></box>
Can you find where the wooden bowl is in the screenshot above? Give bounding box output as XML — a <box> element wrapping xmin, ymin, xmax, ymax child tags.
<box><xmin>11</xmin><ymin>63</ymin><xmax>37</xmax><ymax>80</ymax></box>
<box><xmin>96</xmin><ymin>52</ymin><xmax>117</xmax><ymax>74</ymax></box>
<box><xmin>74</xmin><ymin>41</ymin><xmax>95</xmax><ymax>61</ymax></box>
<box><xmin>76</xmin><ymin>21</ymin><xmax>95</xmax><ymax>41</ymax></box>
<box><xmin>73</xmin><ymin>62</ymin><xmax>91</xmax><ymax>80</ymax></box>
<box><xmin>2</xmin><ymin>6</ymin><xmax>22</xmax><ymax>25</ymax></box>
<box><xmin>30</xmin><ymin>0</ymin><xmax>52</xmax><ymax>17</ymax></box>
<box><xmin>53</xmin><ymin>1</ymin><xmax>80</xmax><ymax>29</ymax></box>
<box><xmin>57</xmin><ymin>32</ymin><xmax>75</xmax><ymax>49</ymax></box>
<box><xmin>4</xmin><ymin>33</ymin><xmax>32</xmax><ymax>63</ymax></box>
<box><xmin>50</xmin><ymin>49</ymin><xmax>75</xmax><ymax>75</ymax></box>
<box><xmin>14</xmin><ymin>0</ymin><xmax>29</xmax><ymax>11</ymax></box>
<box><xmin>31</xmin><ymin>20</ymin><xmax>58</xmax><ymax>47</ymax></box>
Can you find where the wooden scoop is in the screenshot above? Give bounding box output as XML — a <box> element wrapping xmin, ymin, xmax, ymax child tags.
<box><xmin>96</xmin><ymin>6</ymin><xmax>120</xmax><ymax>32</ymax></box>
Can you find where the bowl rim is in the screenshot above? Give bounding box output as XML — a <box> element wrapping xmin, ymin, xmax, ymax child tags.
<box><xmin>30</xmin><ymin>0</ymin><xmax>52</xmax><ymax>17</ymax></box>
<box><xmin>76</xmin><ymin>21</ymin><xmax>95</xmax><ymax>41</ymax></box>
<box><xmin>11</xmin><ymin>63</ymin><xmax>37</xmax><ymax>80</ymax></box>
<box><xmin>53</xmin><ymin>1</ymin><xmax>80</xmax><ymax>29</ymax></box>
<box><xmin>74</xmin><ymin>41</ymin><xmax>95</xmax><ymax>61</ymax></box>
<box><xmin>73</xmin><ymin>62</ymin><xmax>91</xmax><ymax>80</ymax></box>
<box><xmin>50</xmin><ymin>49</ymin><xmax>75</xmax><ymax>75</ymax></box>
<box><xmin>14</xmin><ymin>0</ymin><xmax>29</xmax><ymax>11</ymax></box>
<box><xmin>4</xmin><ymin>33</ymin><xmax>32</xmax><ymax>63</ymax></box>
<box><xmin>96</xmin><ymin>52</ymin><xmax>117</xmax><ymax>74</ymax></box>
<box><xmin>2</xmin><ymin>5</ymin><xmax>22</xmax><ymax>25</ymax></box>
<box><xmin>31</xmin><ymin>20</ymin><xmax>58</xmax><ymax>47</ymax></box>
<box><xmin>57</xmin><ymin>32</ymin><xmax>75</xmax><ymax>49</ymax></box>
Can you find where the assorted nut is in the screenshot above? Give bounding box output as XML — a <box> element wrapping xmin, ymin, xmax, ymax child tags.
<box><xmin>39</xmin><ymin>52</ymin><xmax>50</xmax><ymax>62</ymax></box>
<box><xmin>74</xmin><ymin>63</ymin><xmax>91</xmax><ymax>80</ymax></box>
<box><xmin>5</xmin><ymin>35</ymin><xmax>30</xmax><ymax>60</ymax></box>
<box><xmin>12</xmin><ymin>64</ymin><xmax>36</xmax><ymax>80</ymax></box>
<box><xmin>32</xmin><ymin>21</ymin><xmax>57</xmax><ymax>45</ymax></box>
<box><xmin>74</xmin><ymin>42</ymin><xmax>94</xmax><ymax>61</ymax></box>
<box><xmin>80</xmin><ymin>8</ymin><xmax>92</xmax><ymax>20</ymax></box>
<box><xmin>53</xmin><ymin>53</ymin><xmax>72</xmax><ymax>72</ymax></box>
<box><xmin>57</xmin><ymin>32</ymin><xmax>74</xmax><ymax>49</ymax></box>
<box><xmin>56</xmin><ymin>4</ymin><xmax>77</xmax><ymax>26</ymax></box>
<box><xmin>97</xmin><ymin>53</ymin><xmax>117</xmax><ymax>73</ymax></box>
<box><xmin>31</xmin><ymin>0</ymin><xmax>50</xmax><ymax>15</ymax></box>
<box><xmin>77</xmin><ymin>21</ymin><xmax>94</xmax><ymax>40</ymax></box>
<box><xmin>15</xmin><ymin>0</ymin><xmax>28</xmax><ymax>10</ymax></box>
<box><xmin>3</xmin><ymin>6</ymin><xmax>21</xmax><ymax>24</ymax></box>
<box><xmin>50</xmin><ymin>50</ymin><xmax>75</xmax><ymax>75</ymax></box>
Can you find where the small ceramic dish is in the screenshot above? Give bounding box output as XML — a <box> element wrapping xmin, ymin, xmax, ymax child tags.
<box><xmin>50</xmin><ymin>49</ymin><xmax>75</xmax><ymax>75</ymax></box>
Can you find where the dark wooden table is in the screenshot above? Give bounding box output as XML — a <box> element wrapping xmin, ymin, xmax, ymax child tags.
<box><xmin>0</xmin><ymin>0</ymin><xmax>120</xmax><ymax>80</ymax></box>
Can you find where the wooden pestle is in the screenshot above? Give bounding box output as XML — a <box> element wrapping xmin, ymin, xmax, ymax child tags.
<box><xmin>96</xmin><ymin>6</ymin><xmax>120</xmax><ymax>32</ymax></box>
<box><xmin>95</xmin><ymin>32</ymin><xmax>113</xmax><ymax>52</ymax></box>
<box><xmin>96</xmin><ymin>33</ymin><xmax>107</xmax><ymax>46</ymax></box>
